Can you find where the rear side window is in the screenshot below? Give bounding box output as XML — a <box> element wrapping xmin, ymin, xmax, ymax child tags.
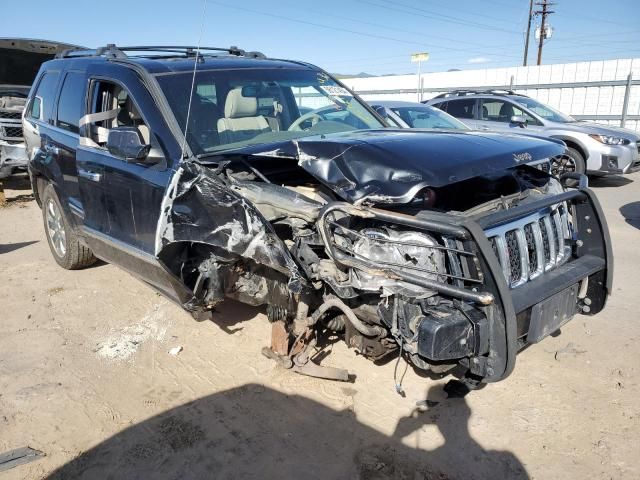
<box><xmin>56</xmin><ymin>72</ymin><xmax>86</xmax><ymax>134</ymax></box>
<box><xmin>28</xmin><ymin>71</ymin><xmax>60</xmax><ymax>121</ymax></box>
<box><xmin>444</xmin><ymin>99</ymin><xmax>476</xmax><ymax>119</ymax></box>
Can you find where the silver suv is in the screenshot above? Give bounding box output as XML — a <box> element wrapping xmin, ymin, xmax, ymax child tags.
<box><xmin>427</xmin><ymin>90</ymin><xmax>640</xmax><ymax>176</ymax></box>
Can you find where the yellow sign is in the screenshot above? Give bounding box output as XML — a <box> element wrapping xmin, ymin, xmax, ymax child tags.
<box><xmin>410</xmin><ymin>52</ymin><xmax>430</xmax><ymax>63</ymax></box>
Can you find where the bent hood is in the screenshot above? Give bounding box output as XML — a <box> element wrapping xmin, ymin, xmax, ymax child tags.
<box><xmin>0</xmin><ymin>38</ymin><xmax>80</xmax><ymax>90</ymax></box>
<box><xmin>291</xmin><ymin>129</ymin><xmax>564</xmax><ymax>203</ymax></box>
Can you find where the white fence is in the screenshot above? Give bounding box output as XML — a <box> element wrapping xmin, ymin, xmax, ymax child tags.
<box><xmin>344</xmin><ymin>58</ymin><xmax>640</xmax><ymax>132</ymax></box>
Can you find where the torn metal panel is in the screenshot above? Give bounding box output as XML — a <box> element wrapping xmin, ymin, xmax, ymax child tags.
<box><xmin>156</xmin><ymin>161</ymin><xmax>304</xmax><ymax>294</ymax></box>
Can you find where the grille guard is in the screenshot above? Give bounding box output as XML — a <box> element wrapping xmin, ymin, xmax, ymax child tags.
<box><xmin>317</xmin><ymin>182</ymin><xmax>612</xmax><ymax>382</ymax></box>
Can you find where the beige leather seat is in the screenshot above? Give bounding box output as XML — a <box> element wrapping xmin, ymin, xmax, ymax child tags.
<box><xmin>217</xmin><ymin>87</ymin><xmax>271</xmax><ymax>144</ymax></box>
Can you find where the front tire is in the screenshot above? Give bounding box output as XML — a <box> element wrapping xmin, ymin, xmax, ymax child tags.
<box><xmin>41</xmin><ymin>184</ymin><xmax>96</xmax><ymax>270</ymax></box>
<box><xmin>551</xmin><ymin>147</ymin><xmax>585</xmax><ymax>176</ymax></box>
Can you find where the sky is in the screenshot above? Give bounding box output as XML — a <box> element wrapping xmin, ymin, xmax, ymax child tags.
<box><xmin>3</xmin><ymin>0</ymin><xmax>640</xmax><ymax>75</ymax></box>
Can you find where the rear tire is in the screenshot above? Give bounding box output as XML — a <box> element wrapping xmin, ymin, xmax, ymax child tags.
<box><xmin>41</xmin><ymin>183</ymin><xmax>96</xmax><ymax>270</ymax></box>
<box><xmin>551</xmin><ymin>147</ymin><xmax>585</xmax><ymax>176</ymax></box>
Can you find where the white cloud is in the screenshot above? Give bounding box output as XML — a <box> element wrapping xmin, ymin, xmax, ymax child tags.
<box><xmin>468</xmin><ymin>57</ymin><xmax>491</xmax><ymax>64</ymax></box>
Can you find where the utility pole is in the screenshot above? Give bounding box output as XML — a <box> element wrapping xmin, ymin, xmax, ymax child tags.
<box><xmin>523</xmin><ymin>0</ymin><xmax>534</xmax><ymax>66</ymax></box>
<box><xmin>535</xmin><ymin>0</ymin><xmax>554</xmax><ymax>65</ymax></box>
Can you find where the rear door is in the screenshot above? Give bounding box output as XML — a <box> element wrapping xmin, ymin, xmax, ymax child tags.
<box><xmin>437</xmin><ymin>98</ymin><xmax>479</xmax><ymax>129</ymax></box>
<box><xmin>51</xmin><ymin>70</ymin><xmax>87</xmax><ymax>221</ymax></box>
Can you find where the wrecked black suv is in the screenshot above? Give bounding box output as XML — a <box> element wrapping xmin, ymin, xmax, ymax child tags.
<box><xmin>24</xmin><ymin>45</ymin><xmax>612</xmax><ymax>386</ymax></box>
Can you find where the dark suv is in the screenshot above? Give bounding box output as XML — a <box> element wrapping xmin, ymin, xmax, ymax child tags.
<box><xmin>23</xmin><ymin>45</ymin><xmax>612</xmax><ymax>387</ymax></box>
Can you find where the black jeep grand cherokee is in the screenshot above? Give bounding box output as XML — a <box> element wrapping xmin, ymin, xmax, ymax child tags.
<box><xmin>23</xmin><ymin>45</ymin><xmax>612</xmax><ymax>386</ymax></box>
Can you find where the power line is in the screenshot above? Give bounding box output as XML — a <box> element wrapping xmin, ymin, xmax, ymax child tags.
<box><xmin>208</xmin><ymin>1</ymin><xmax>529</xmax><ymax>61</ymax></box>
<box><xmin>357</xmin><ymin>0</ymin><xmax>523</xmax><ymax>35</ymax></box>
<box><xmin>279</xmin><ymin>0</ymin><xmax>517</xmax><ymax>53</ymax></box>
<box><xmin>205</xmin><ymin>0</ymin><xmax>428</xmax><ymax>48</ymax></box>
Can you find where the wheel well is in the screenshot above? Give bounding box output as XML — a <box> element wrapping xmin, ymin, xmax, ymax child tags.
<box><xmin>554</xmin><ymin>138</ymin><xmax>586</xmax><ymax>161</ymax></box>
<box><xmin>34</xmin><ymin>175</ymin><xmax>48</xmax><ymax>208</ymax></box>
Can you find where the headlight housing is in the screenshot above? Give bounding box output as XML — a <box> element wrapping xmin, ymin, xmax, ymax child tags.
<box><xmin>352</xmin><ymin>228</ymin><xmax>446</xmax><ymax>281</ymax></box>
<box><xmin>589</xmin><ymin>134</ymin><xmax>630</xmax><ymax>146</ymax></box>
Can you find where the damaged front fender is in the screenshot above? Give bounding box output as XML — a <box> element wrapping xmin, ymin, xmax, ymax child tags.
<box><xmin>154</xmin><ymin>161</ymin><xmax>305</xmax><ymax>310</ymax></box>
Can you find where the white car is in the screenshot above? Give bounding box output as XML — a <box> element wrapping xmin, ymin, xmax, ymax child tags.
<box><xmin>0</xmin><ymin>38</ymin><xmax>78</xmax><ymax>178</ymax></box>
<box><xmin>427</xmin><ymin>90</ymin><xmax>640</xmax><ymax>176</ymax></box>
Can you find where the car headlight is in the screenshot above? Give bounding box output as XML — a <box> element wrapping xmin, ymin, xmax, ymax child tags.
<box><xmin>589</xmin><ymin>134</ymin><xmax>629</xmax><ymax>146</ymax></box>
<box><xmin>352</xmin><ymin>228</ymin><xmax>445</xmax><ymax>281</ymax></box>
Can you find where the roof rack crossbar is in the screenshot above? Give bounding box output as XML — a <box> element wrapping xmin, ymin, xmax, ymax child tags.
<box><xmin>433</xmin><ymin>88</ymin><xmax>522</xmax><ymax>99</ymax></box>
<box><xmin>55</xmin><ymin>44</ymin><xmax>266</xmax><ymax>60</ymax></box>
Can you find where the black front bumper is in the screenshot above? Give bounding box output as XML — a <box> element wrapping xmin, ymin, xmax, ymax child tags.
<box><xmin>319</xmin><ymin>181</ymin><xmax>612</xmax><ymax>383</ymax></box>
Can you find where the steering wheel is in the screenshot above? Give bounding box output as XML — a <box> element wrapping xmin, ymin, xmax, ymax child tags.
<box><xmin>288</xmin><ymin>109</ymin><xmax>326</xmax><ymax>131</ymax></box>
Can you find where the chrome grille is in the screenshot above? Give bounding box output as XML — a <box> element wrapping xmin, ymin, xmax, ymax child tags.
<box><xmin>486</xmin><ymin>203</ymin><xmax>572</xmax><ymax>288</ymax></box>
<box><xmin>0</xmin><ymin>110</ymin><xmax>22</xmax><ymax>120</ymax></box>
<box><xmin>1</xmin><ymin>126</ymin><xmax>23</xmax><ymax>138</ymax></box>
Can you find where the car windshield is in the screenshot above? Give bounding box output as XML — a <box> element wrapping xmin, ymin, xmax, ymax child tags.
<box><xmin>390</xmin><ymin>105</ymin><xmax>468</xmax><ymax>130</ymax></box>
<box><xmin>156</xmin><ymin>67</ymin><xmax>384</xmax><ymax>155</ymax></box>
<box><xmin>512</xmin><ymin>96</ymin><xmax>575</xmax><ymax>123</ymax></box>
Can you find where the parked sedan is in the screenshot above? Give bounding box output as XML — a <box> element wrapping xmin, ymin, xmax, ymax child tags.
<box><xmin>370</xmin><ymin>100</ymin><xmax>469</xmax><ymax>130</ymax></box>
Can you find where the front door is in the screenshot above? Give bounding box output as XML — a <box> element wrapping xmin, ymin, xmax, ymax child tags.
<box><xmin>76</xmin><ymin>68</ymin><xmax>184</xmax><ymax>300</ymax></box>
<box><xmin>478</xmin><ymin>99</ymin><xmax>543</xmax><ymax>133</ymax></box>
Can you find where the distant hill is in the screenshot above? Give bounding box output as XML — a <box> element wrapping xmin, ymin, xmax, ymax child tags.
<box><xmin>332</xmin><ymin>72</ymin><xmax>376</xmax><ymax>79</ymax></box>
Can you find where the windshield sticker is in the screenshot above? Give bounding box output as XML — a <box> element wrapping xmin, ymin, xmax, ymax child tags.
<box><xmin>317</xmin><ymin>72</ymin><xmax>330</xmax><ymax>84</ymax></box>
<box><xmin>320</xmin><ymin>85</ymin><xmax>352</xmax><ymax>97</ymax></box>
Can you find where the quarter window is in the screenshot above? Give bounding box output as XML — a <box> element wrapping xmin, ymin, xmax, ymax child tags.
<box><xmin>56</xmin><ymin>72</ymin><xmax>86</xmax><ymax>133</ymax></box>
<box><xmin>28</xmin><ymin>71</ymin><xmax>60</xmax><ymax>121</ymax></box>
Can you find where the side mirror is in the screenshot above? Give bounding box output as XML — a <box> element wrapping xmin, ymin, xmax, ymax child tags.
<box><xmin>106</xmin><ymin>127</ymin><xmax>152</xmax><ymax>162</ymax></box>
<box><xmin>511</xmin><ymin>115</ymin><xmax>527</xmax><ymax>127</ymax></box>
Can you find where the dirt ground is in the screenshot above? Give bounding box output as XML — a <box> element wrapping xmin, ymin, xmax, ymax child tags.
<box><xmin>0</xmin><ymin>172</ymin><xmax>639</xmax><ymax>480</ymax></box>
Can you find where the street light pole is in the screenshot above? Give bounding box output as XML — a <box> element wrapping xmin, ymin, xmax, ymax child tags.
<box><xmin>410</xmin><ymin>52</ymin><xmax>429</xmax><ymax>102</ymax></box>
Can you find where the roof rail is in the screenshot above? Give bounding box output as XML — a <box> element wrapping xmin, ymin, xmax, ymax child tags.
<box><xmin>55</xmin><ymin>44</ymin><xmax>266</xmax><ymax>60</ymax></box>
<box><xmin>433</xmin><ymin>89</ymin><xmax>521</xmax><ymax>99</ymax></box>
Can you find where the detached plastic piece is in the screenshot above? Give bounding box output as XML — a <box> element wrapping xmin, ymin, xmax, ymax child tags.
<box><xmin>417</xmin><ymin>306</ymin><xmax>489</xmax><ymax>361</ymax></box>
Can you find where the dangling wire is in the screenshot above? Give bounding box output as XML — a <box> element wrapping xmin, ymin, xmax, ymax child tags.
<box><xmin>180</xmin><ymin>0</ymin><xmax>208</xmax><ymax>159</ymax></box>
<box><xmin>393</xmin><ymin>337</ymin><xmax>406</xmax><ymax>397</ymax></box>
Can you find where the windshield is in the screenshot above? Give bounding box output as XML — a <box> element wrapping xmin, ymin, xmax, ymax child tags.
<box><xmin>390</xmin><ymin>105</ymin><xmax>468</xmax><ymax>130</ymax></box>
<box><xmin>512</xmin><ymin>96</ymin><xmax>575</xmax><ymax>123</ymax></box>
<box><xmin>156</xmin><ymin>68</ymin><xmax>384</xmax><ymax>155</ymax></box>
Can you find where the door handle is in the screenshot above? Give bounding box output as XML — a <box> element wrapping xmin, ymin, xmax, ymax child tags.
<box><xmin>78</xmin><ymin>168</ymin><xmax>102</xmax><ymax>182</ymax></box>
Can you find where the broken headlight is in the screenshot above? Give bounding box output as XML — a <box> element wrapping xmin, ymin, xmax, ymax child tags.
<box><xmin>351</xmin><ymin>228</ymin><xmax>446</xmax><ymax>286</ymax></box>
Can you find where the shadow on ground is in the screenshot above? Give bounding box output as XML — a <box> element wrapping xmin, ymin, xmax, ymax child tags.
<box><xmin>45</xmin><ymin>384</ymin><xmax>528</xmax><ymax>480</ymax></box>
<box><xmin>620</xmin><ymin>202</ymin><xmax>640</xmax><ymax>229</ymax></box>
<box><xmin>0</xmin><ymin>240</ymin><xmax>39</xmax><ymax>254</ymax></box>
<box><xmin>589</xmin><ymin>175</ymin><xmax>634</xmax><ymax>188</ymax></box>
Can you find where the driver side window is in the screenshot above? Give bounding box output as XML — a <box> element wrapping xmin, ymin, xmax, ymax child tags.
<box><xmin>480</xmin><ymin>100</ymin><xmax>539</xmax><ymax>125</ymax></box>
<box><xmin>82</xmin><ymin>80</ymin><xmax>150</xmax><ymax>148</ymax></box>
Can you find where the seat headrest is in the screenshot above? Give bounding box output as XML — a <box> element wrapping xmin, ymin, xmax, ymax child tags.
<box><xmin>225</xmin><ymin>87</ymin><xmax>258</xmax><ymax>118</ymax></box>
<box><xmin>499</xmin><ymin>103</ymin><xmax>514</xmax><ymax>118</ymax></box>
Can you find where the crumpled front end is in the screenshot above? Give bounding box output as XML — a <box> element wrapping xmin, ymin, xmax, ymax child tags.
<box><xmin>314</xmin><ymin>175</ymin><xmax>611</xmax><ymax>382</ymax></box>
<box><xmin>154</xmin><ymin>145</ymin><xmax>610</xmax><ymax>385</ymax></box>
